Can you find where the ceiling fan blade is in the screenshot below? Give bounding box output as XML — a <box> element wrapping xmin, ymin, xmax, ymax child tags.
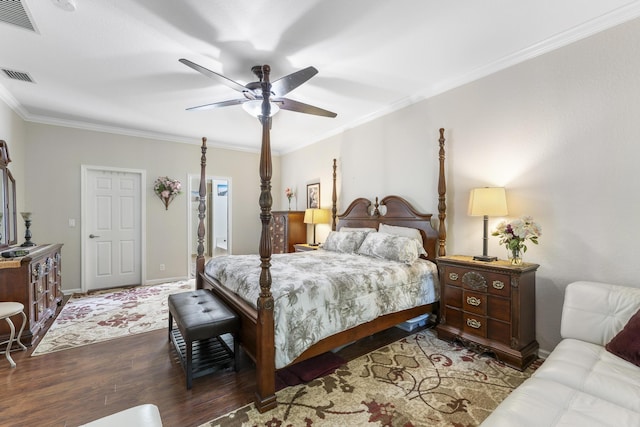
<box><xmin>186</xmin><ymin>98</ymin><xmax>247</xmax><ymax>111</ymax></box>
<box><xmin>271</xmin><ymin>66</ymin><xmax>318</xmax><ymax>97</ymax></box>
<box><xmin>179</xmin><ymin>58</ymin><xmax>256</xmax><ymax>96</ymax></box>
<box><xmin>274</xmin><ymin>98</ymin><xmax>337</xmax><ymax>118</ymax></box>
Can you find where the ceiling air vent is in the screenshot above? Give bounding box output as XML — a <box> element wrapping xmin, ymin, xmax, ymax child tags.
<box><xmin>2</xmin><ymin>69</ymin><xmax>35</xmax><ymax>83</ymax></box>
<box><xmin>0</xmin><ymin>0</ymin><xmax>37</xmax><ymax>32</ymax></box>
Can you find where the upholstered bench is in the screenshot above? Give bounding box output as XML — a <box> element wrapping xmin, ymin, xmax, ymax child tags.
<box><xmin>168</xmin><ymin>289</ymin><xmax>239</xmax><ymax>389</ymax></box>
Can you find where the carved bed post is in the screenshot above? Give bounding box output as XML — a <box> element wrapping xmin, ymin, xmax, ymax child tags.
<box><xmin>437</xmin><ymin>128</ymin><xmax>447</xmax><ymax>257</ymax></box>
<box><xmin>331</xmin><ymin>158</ymin><xmax>337</xmax><ymax>231</ymax></box>
<box><xmin>255</xmin><ymin>64</ymin><xmax>277</xmax><ymax>412</ymax></box>
<box><xmin>196</xmin><ymin>137</ymin><xmax>207</xmax><ymax>290</ymax></box>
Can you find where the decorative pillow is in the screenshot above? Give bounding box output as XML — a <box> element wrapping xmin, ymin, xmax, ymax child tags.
<box><xmin>378</xmin><ymin>223</ymin><xmax>424</xmax><ymax>246</ymax></box>
<box><xmin>322</xmin><ymin>231</ymin><xmax>369</xmax><ymax>254</ymax></box>
<box><xmin>357</xmin><ymin>232</ymin><xmax>425</xmax><ymax>264</ymax></box>
<box><xmin>605</xmin><ymin>308</ymin><xmax>640</xmax><ymax>367</ymax></box>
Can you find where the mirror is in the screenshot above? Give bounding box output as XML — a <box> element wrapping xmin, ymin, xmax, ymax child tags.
<box><xmin>188</xmin><ymin>174</ymin><xmax>230</xmax><ymax>275</ymax></box>
<box><xmin>0</xmin><ymin>140</ymin><xmax>16</xmax><ymax>249</ymax></box>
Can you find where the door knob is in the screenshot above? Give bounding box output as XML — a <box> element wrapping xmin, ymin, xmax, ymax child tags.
<box><xmin>89</xmin><ymin>234</ymin><xmax>100</xmax><ymax>238</ymax></box>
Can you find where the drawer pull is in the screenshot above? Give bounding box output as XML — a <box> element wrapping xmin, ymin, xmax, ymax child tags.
<box><xmin>448</xmin><ymin>272</ymin><xmax>459</xmax><ymax>281</ymax></box>
<box><xmin>466</xmin><ymin>318</ymin><xmax>482</xmax><ymax>329</ymax></box>
<box><xmin>466</xmin><ymin>296</ymin><xmax>481</xmax><ymax>307</ymax></box>
<box><xmin>493</xmin><ymin>280</ymin><xmax>505</xmax><ymax>290</ymax></box>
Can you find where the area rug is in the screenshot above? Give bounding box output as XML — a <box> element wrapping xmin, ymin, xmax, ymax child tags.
<box><xmin>202</xmin><ymin>330</ymin><xmax>536</xmax><ymax>427</ymax></box>
<box><xmin>31</xmin><ymin>279</ymin><xmax>194</xmax><ymax>356</ymax></box>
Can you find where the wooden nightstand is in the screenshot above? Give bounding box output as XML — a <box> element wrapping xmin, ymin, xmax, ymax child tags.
<box><xmin>293</xmin><ymin>243</ymin><xmax>320</xmax><ymax>252</ymax></box>
<box><xmin>435</xmin><ymin>255</ymin><xmax>539</xmax><ymax>370</ymax></box>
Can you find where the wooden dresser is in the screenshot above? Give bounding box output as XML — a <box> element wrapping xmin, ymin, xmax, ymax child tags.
<box><xmin>435</xmin><ymin>255</ymin><xmax>539</xmax><ymax>370</ymax></box>
<box><xmin>270</xmin><ymin>211</ymin><xmax>306</xmax><ymax>253</ymax></box>
<box><xmin>0</xmin><ymin>244</ymin><xmax>63</xmax><ymax>347</ymax></box>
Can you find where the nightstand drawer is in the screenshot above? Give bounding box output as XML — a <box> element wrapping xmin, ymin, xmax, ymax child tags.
<box><xmin>463</xmin><ymin>314</ymin><xmax>487</xmax><ymax>338</ymax></box>
<box><xmin>487</xmin><ymin>296</ymin><xmax>510</xmax><ymax>322</ymax></box>
<box><xmin>442</xmin><ymin>266</ymin><xmax>468</xmax><ymax>286</ymax></box>
<box><xmin>485</xmin><ymin>272</ymin><xmax>510</xmax><ymax>297</ymax></box>
<box><xmin>463</xmin><ymin>290</ymin><xmax>486</xmax><ymax>315</ymax></box>
<box><xmin>444</xmin><ymin>285</ymin><xmax>462</xmax><ymax>308</ymax></box>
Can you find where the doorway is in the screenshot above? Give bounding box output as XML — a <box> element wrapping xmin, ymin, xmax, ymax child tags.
<box><xmin>81</xmin><ymin>166</ymin><xmax>146</xmax><ymax>291</ymax></box>
<box><xmin>187</xmin><ymin>174</ymin><xmax>230</xmax><ymax>276</ymax></box>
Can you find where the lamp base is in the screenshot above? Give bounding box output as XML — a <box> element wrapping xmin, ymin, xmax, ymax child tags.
<box><xmin>473</xmin><ymin>255</ymin><xmax>497</xmax><ymax>262</ymax></box>
<box><xmin>308</xmin><ymin>243</ymin><xmax>320</xmax><ymax>247</ymax></box>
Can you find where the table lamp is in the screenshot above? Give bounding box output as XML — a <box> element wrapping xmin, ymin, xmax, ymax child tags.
<box><xmin>304</xmin><ymin>208</ymin><xmax>330</xmax><ymax>246</ymax></box>
<box><xmin>468</xmin><ymin>187</ymin><xmax>508</xmax><ymax>261</ymax></box>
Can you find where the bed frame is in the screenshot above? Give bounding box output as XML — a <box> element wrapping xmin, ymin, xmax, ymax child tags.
<box><xmin>194</xmin><ymin>65</ymin><xmax>447</xmax><ymax>412</ymax></box>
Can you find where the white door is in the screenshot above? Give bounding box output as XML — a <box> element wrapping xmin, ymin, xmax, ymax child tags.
<box><xmin>82</xmin><ymin>167</ymin><xmax>144</xmax><ymax>291</ymax></box>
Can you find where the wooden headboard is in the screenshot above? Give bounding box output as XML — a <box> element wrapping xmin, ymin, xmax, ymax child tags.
<box><xmin>335</xmin><ymin>195</ymin><xmax>440</xmax><ymax>262</ymax></box>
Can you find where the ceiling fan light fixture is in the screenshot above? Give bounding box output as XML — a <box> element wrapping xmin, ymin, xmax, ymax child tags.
<box><xmin>242</xmin><ymin>100</ymin><xmax>280</xmax><ymax>117</ymax></box>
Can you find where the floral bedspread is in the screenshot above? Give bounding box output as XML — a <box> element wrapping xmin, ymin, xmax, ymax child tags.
<box><xmin>205</xmin><ymin>250</ymin><xmax>439</xmax><ymax>368</ymax></box>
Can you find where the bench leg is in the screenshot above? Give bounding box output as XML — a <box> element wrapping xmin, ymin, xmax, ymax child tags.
<box><xmin>168</xmin><ymin>311</ymin><xmax>173</xmax><ymax>342</ymax></box>
<box><xmin>186</xmin><ymin>338</ymin><xmax>193</xmax><ymax>390</ymax></box>
<box><xmin>233</xmin><ymin>333</ymin><xmax>240</xmax><ymax>372</ymax></box>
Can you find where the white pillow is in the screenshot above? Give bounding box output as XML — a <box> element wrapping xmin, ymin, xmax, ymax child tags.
<box><xmin>339</xmin><ymin>227</ymin><xmax>377</xmax><ymax>234</ymax></box>
<box><xmin>322</xmin><ymin>231</ymin><xmax>369</xmax><ymax>253</ymax></box>
<box><xmin>378</xmin><ymin>223</ymin><xmax>423</xmax><ymax>246</ymax></box>
<box><xmin>357</xmin><ymin>232</ymin><xmax>426</xmax><ymax>264</ymax></box>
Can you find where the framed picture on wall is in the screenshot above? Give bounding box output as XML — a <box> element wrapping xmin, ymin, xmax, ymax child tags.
<box><xmin>307</xmin><ymin>183</ymin><xmax>320</xmax><ymax>208</ymax></box>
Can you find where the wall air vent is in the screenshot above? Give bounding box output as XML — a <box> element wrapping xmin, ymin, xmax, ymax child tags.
<box><xmin>2</xmin><ymin>69</ymin><xmax>35</xmax><ymax>83</ymax></box>
<box><xmin>0</xmin><ymin>0</ymin><xmax>37</xmax><ymax>32</ymax></box>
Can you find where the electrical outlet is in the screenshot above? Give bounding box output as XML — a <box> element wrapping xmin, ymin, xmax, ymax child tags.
<box><xmin>159</xmin><ymin>264</ymin><xmax>165</xmax><ymax>271</ymax></box>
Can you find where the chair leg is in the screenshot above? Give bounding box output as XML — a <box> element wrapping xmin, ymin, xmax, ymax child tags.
<box><xmin>4</xmin><ymin>317</ymin><xmax>16</xmax><ymax>368</ymax></box>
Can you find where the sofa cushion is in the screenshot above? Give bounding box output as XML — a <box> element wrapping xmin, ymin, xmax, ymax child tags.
<box><xmin>561</xmin><ymin>281</ymin><xmax>640</xmax><ymax>346</ymax></box>
<box><xmin>532</xmin><ymin>338</ymin><xmax>640</xmax><ymax>412</ymax></box>
<box><xmin>605</xmin><ymin>308</ymin><xmax>640</xmax><ymax>367</ymax></box>
<box><xmin>480</xmin><ymin>377</ymin><xmax>640</xmax><ymax>427</ymax></box>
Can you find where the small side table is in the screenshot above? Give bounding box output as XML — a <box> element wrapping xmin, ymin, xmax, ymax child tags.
<box><xmin>435</xmin><ymin>255</ymin><xmax>539</xmax><ymax>370</ymax></box>
<box><xmin>294</xmin><ymin>243</ymin><xmax>320</xmax><ymax>252</ymax></box>
<box><xmin>0</xmin><ymin>302</ymin><xmax>27</xmax><ymax>368</ymax></box>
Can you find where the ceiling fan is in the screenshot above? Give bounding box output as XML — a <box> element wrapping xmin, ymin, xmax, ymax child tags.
<box><xmin>179</xmin><ymin>59</ymin><xmax>337</xmax><ymax>118</ymax></box>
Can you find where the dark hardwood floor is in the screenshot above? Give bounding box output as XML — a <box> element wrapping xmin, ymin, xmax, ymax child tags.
<box><xmin>0</xmin><ymin>316</ymin><xmax>424</xmax><ymax>427</ymax></box>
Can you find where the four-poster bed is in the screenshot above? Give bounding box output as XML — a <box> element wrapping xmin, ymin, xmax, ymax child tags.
<box><xmin>194</xmin><ymin>65</ymin><xmax>447</xmax><ymax>412</ymax></box>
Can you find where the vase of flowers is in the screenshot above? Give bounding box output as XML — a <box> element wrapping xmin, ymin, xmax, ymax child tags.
<box><xmin>154</xmin><ymin>176</ymin><xmax>182</xmax><ymax>210</ymax></box>
<box><xmin>285</xmin><ymin>187</ymin><xmax>294</xmax><ymax>210</ymax></box>
<box><xmin>492</xmin><ymin>216</ymin><xmax>541</xmax><ymax>265</ymax></box>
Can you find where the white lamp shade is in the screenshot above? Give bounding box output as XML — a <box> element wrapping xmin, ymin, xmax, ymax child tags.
<box><xmin>468</xmin><ymin>187</ymin><xmax>508</xmax><ymax>216</ymax></box>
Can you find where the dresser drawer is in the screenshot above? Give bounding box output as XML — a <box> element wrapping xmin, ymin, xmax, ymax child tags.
<box><xmin>463</xmin><ymin>314</ymin><xmax>487</xmax><ymax>338</ymax></box>
<box><xmin>444</xmin><ymin>285</ymin><xmax>462</xmax><ymax>308</ymax></box>
<box><xmin>487</xmin><ymin>296</ymin><xmax>511</xmax><ymax>322</ymax></box>
<box><xmin>463</xmin><ymin>290</ymin><xmax>486</xmax><ymax>315</ymax></box>
<box><xmin>485</xmin><ymin>272</ymin><xmax>510</xmax><ymax>297</ymax></box>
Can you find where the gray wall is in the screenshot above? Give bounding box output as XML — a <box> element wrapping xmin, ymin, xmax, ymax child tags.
<box><xmin>12</xmin><ymin>123</ymin><xmax>280</xmax><ymax>291</ymax></box>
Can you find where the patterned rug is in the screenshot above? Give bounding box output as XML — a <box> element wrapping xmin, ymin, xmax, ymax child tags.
<box><xmin>31</xmin><ymin>279</ymin><xmax>194</xmax><ymax>356</ymax></box>
<box><xmin>202</xmin><ymin>330</ymin><xmax>536</xmax><ymax>427</ymax></box>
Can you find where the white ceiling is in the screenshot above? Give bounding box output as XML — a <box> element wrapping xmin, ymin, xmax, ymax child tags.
<box><xmin>2</xmin><ymin>0</ymin><xmax>640</xmax><ymax>154</ymax></box>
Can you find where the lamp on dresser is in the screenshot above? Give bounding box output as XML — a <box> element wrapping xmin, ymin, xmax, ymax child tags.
<box><xmin>304</xmin><ymin>208</ymin><xmax>330</xmax><ymax>246</ymax></box>
<box><xmin>468</xmin><ymin>187</ymin><xmax>507</xmax><ymax>261</ymax></box>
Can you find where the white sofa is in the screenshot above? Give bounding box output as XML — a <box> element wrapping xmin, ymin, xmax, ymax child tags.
<box><xmin>481</xmin><ymin>281</ymin><xmax>640</xmax><ymax>427</ymax></box>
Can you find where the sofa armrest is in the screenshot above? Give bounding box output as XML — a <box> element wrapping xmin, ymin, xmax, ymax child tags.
<box><xmin>561</xmin><ymin>281</ymin><xmax>640</xmax><ymax>346</ymax></box>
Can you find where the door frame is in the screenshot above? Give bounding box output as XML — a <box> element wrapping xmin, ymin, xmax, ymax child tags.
<box><xmin>81</xmin><ymin>165</ymin><xmax>147</xmax><ymax>292</ymax></box>
<box><xmin>187</xmin><ymin>173</ymin><xmax>232</xmax><ymax>275</ymax></box>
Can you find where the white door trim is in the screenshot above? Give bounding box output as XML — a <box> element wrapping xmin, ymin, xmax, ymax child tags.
<box><xmin>81</xmin><ymin>165</ymin><xmax>147</xmax><ymax>292</ymax></box>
